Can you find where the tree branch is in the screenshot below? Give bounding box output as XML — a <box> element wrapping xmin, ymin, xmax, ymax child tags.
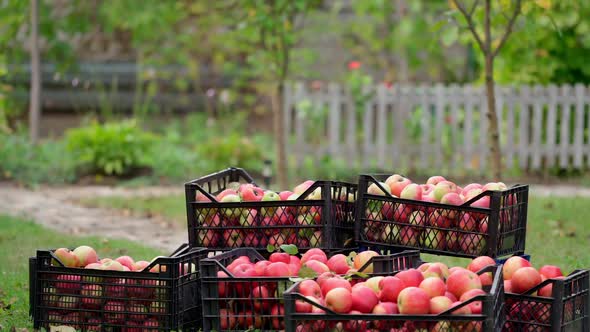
<box><xmin>492</xmin><ymin>0</ymin><xmax>522</xmax><ymax>58</ymax></box>
<box><xmin>452</xmin><ymin>0</ymin><xmax>486</xmax><ymax>53</ymax></box>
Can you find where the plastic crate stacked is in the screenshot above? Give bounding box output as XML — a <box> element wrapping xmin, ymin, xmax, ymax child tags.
<box><xmin>200</xmin><ymin>248</ymin><xmax>422</xmax><ymax>331</ymax></box>
<box><xmin>184</xmin><ymin>167</ymin><xmax>358</xmax><ymax>251</ymax></box>
<box><xmin>354</xmin><ymin>173</ymin><xmax>590</xmax><ymax>331</ymax></box>
<box><xmin>29</xmin><ymin>244</ymin><xmax>207</xmax><ymax>331</ymax></box>
<box><xmin>355</xmin><ymin>174</ymin><xmax>529</xmax><ymax>258</ymax></box>
<box><xmin>283</xmin><ymin>260</ymin><xmax>505</xmax><ymax>332</ymax></box>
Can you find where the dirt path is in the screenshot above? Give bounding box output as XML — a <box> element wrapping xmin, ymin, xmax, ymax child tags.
<box><xmin>0</xmin><ymin>184</ymin><xmax>186</xmax><ymax>252</ymax></box>
<box><xmin>0</xmin><ymin>183</ymin><xmax>589</xmax><ymax>252</ymax></box>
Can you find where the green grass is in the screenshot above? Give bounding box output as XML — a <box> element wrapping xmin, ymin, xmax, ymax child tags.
<box><xmin>0</xmin><ymin>215</ymin><xmax>163</xmax><ymax>330</ymax></box>
<box><xmin>79</xmin><ymin>194</ymin><xmax>186</xmax><ymax>225</ymax></box>
<box><xmin>86</xmin><ymin>194</ymin><xmax>590</xmax><ymax>273</ymax></box>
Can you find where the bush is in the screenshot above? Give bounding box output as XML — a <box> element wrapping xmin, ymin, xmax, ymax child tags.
<box><xmin>196</xmin><ymin>133</ymin><xmax>267</xmax><ymax>174</ymax></box>
<box><xmin>65</xmin><ymin>120</ymin><xmax>155</xmax><ymax>176</ymax></box>
<box><xmin>0</xmin><ymin>133</ymin><xmax>77</xmax><ymax>186</ymax></box>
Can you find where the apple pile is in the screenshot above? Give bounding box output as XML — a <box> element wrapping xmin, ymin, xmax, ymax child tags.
<box><xmin>211</xmin><ymin>248</ymin><xmax>381</xmax><ymax>331</ymax></box>
<box><xmin>364</xmin><ymin>174</ymin><xmax>517</xmax><ymax>255</ymax></box>
<box><xmin>195</xmin><ymin>180</ymin><xmax>354</xmax><ymax>249</ymax></box>
<box><xmin>291</xmin><ymin>255</ymin><xmax>499</xmax><ymax>332</ymax></box>
<box><xmin>502</xmin><ymin>256</ymin><xmax>567</xmax><ymax>327</ymax></box>
<box><xmin>42</xmin><ymin>246</ymin><xmax>196</xmax><ymax>331</ymax></box>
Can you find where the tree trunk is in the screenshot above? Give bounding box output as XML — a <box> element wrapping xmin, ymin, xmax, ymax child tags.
<box><xmin>484</xmin><ymin>0</ymin><xmax>502</xmax><ymax>180</ymax></box>
<box><xmin>29</xmin><ymin>0</ymin><xmax>41</xmax><ymax>144</ymax></box>
<box><xmin>484</xmin><ymin>56</ymin><xmax>502</xmax><ymax>180</ymax></box>
<box><xmin>272</xmin><ymin>82</ymin><xmax>288</xmax><ymax>189</ymax></box>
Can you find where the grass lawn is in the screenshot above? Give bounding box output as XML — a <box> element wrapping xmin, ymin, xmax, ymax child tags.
<box><xmin>79</xmin><ymin>194</ymin><xmax>186</xmax><ymax>226</ymax></box>
<box><xmin>0</xmin><ymin>215</ymin><xmax>163</xmax><ymax>330</ymax></box>
<box><xmin>422</xmin><ymin>195</ymin><xmax>590</xmax><ymax>272</ymax></box>
<box><xmin>84</xmin><ymin>194</ymin><xmax>590</xmax><ymax>273</ymax></box>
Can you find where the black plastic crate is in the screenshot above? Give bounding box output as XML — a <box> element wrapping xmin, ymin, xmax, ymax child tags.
<box><xmin>504</xmin><ymin>269</ymin><xmax>589</xmax><ymax>332</ymax></box>
<box><xmin>200</xmin><ymin>247</ymin><xmax>420</xmax><ymax>332</ymax></box>
<box><xmin>355</xmin><ymin>174</ymin><xmax>529</xmax><ymax>258</ymax></box>
<box><xmin>284</xmin><ymin>264</ymin><xmax>505</xmax><ymax>332</ymax></box>
<box><xmin>185</xmin><ymin>167</ymin><xmax>357</xmax><ymax>251</ymax></box>
<box><xmin>29</xmin><ymin>244</ymin><xmax>207</xmax><ymax>332</ymax></box>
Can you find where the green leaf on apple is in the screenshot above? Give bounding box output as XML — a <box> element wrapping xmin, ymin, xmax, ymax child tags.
<box><xmin>298</xmin><ymin>266</ymin><xmax>318</xmax><ymax>279</ymax></box>
<box><xmin>280</xmin><ymin>244</ymin><xmax>299</xmax><ymax>255</ymax></box>
<box><xmin>266</xmin><ymin>244</ymin><xmax>276</xmax><ymax>253</ymax></box>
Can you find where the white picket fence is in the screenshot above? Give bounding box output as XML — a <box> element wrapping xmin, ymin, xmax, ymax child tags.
<box><xmin>283</xmin><ymin>82</ymin><xmax>590</xmax><ymax>173</ymax></box>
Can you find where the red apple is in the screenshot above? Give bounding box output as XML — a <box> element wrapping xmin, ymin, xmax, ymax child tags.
<box><xmin>459</xmin><ymin>289</ymin><xmax>486</xmax><ymax>314</ymax></box>
<box><xmin>352</xmin><ymin>250</ymin><xmax>379</xmax><ymax>273</ymax></box>
<box><xmin>539</xmin><ymin>265</ymin><xmax>563</xmax><ymax>279</ymax></box>
<box><xmin>400</xmin><ymin>183</ymin><xmax>422</xmax><ymax>200</ymax></box>
<box><xmin>538</xmin><ymin>276</ymin><xmax>565</xmax><ymax>297</ymax></box>
<box><xmin>426</xmin><ymin>175</ymin><xmax>446</xmax><ymax>186</ymax></box>
<box><xmin>53</xmin><ymin>248</ymin><xmax>79</xmax><ymax>267</ymax></box>
<box><xmin>279</xmin><ymin>190</ymin><xmax>294</xmax><ymax>201</ymax></box>
<box><xmin>351</xmin><ymin>285</ymin><xmax>379</xmax><ymax>313</ymax></box>
<box><xmin>325</xmin><ymin>288</ymin><xmax>352</xmax><ymax>313</ymax></box>
<box><xmin>80</xmin><ymin>284</ymin><xmax>103</xmax><ymax>309</ymax></box>
<box><xmin>459</xmin><ymin>213</ymin><xmax>477</xmax><ymax>231</ymax></box>
<box><xmin>503</xmin><ymin>256</ymin><xmax>532</xmax><ymax>280</ymax></box>
<box><xmin>132</xmin><ymin>260</ymin><xmax>150</xmax><ymax>271</ymax></box>
<box><xmin>479</xmin><ymin>273</ymin><xmax>493</xmax><ymax>286</ymax></box>
<box><xmin>460</xmin><ymin>233</ymin><xmax>486</xmax><ymax>256</ymax></box>
<box><xmin>468</xmin><ymin>256</ymin><xmax>496</xmax><ymax>273</ymax></box>
<box><xmin>430</xmin><ymin>296</ymin><xmax>453</xmax><ymax>314</ymax></box>
<box><xmin>344</xmin><ymin>310</ymin><xmax>368</xmax><ymax>331</ymax></box>
<box><xmin>397</xmin><ymin>287</ymin><xmax>430</xmax><ymax>314</ymax></box>
<box><xmin>511</xmin><ymin>267</ymin><xmax>542</xmax><ymax>294</ymax></box>
<box><xmin>429</xmin><ymin>210</ymin><xmax>453</xmax><ymax>228</ymax></box>
<box><xmin>239</xmin><ymin>184</ymin><xmax>264</xmax><ymax>202</ymax></box>
<box><xmin>299</xmin><ymin>279</ymin><xmax>321</xmax><ymax>298</ymax></box>
<box><xmin>445</xmin><ymin>291</ymin><xmax>458</xmax><ymax>302</ymax></box>
<box><xmin>419</xmin><ymin>277</ymin><xmax>446</xmax><ymax>298</ymax></box>
<box><xmin>301</xmin><ymin>248</ymin><xmax>328</xmax><ymax>265</ymax></box>
<box><xmin>316</xmin><ymin>271</ymin><xmax>337</xmax><ymax>287</ymax></box>
<box><xmin>446</xmin><ymin>269</ymin><xmax>482</xmax><ymax>298</ymax></box>
<box><xmin>364</xmin><ymin>276</ymin><xmax>384</xmax><ymax>294</ymax></box>
<box><xmin>431</xmin><ymin>262</ymin><xmax>450</xmax><ymax>279</ymax></box>
<box><xmin>433</xmin><ymin>181</ymin><xmax>458</xmax><ymax>202</ymax></box>
<box><xmin>368</xmin><ymin>182</ymin><xmax>390</xmax><ymax>196</ymax></box>
<box><xmin>395</xmin><ymin>269</ymin><xmax>424</xmax><ymax>288</ymax></box>
<box><xmin>269</xmin><ymin>252</ymin><xmax>291</xmax><ymax>264</ymax></box>
<box><xmin>264</xmin><ymin>262</ymin><xmax>291</xmax><ymax>277</ymax></box>
<box><xmin>378</xmin><ymin>276</ymin><xmax>406</xmax><ymax>302</ymax></box>
<box><xmin>114</xmin><ymin>256</ymin><xmax>134</xmax><ymax>270</ymax></box>
<box><xmin>321</xmin><ymin>278</ymin><xmax>351</xmax><ymax>297</ymax></box>
<box><xmin>421</xmin><ymin>264</ymin><xmax>444</xmax><ymax>279</ymax></box>
<box><xmin>386</xmin><ymin>174</ymin><xmax>412</xmax><ymax>197</ymax></box>
<box><xmin>72</xmin><ymin>245</ymin><xmax>98</xmax><ymax>267</ymax></box>
<box><xmin>251</xmin><ymin>285</ymin><xmax>270</xmax><ymax>311</ymax></box>
<box><xmin>219</xmin><ymin>308</ymin><xmax>237</xmax><ymax>330</ymax></box>
<box><xmin>450</xmin><ymin>301</ymin><xmax>472</xmax><ymax>315</ymax></box>
<box><xmin>271</xmin><ymin>304</ymin><xmax>285</xmax><ymax>330</ymax></box>
<box><xmin>55</xmin><ymin>274</ymin><xmax>82</xmax><ymax>294</ymax></box>
<box><xmin>327</xmin><ymin>254</ymin><xmax>351</xmax><ymax>275</ymax></box>
<box><xmin>216</xmin><ymin>188</ymin><xmax>238</xmax><ymax>202</ymax></box>
<box><xmin>303</xmin><ymin>260</ymin><xmax>330</xmax><ymax>275</ymax></box>
<box><xmin>127</xmin><ymin>302</ymin><xmax>148</xmax><ymax>321</ymax></box>
<box><xmin>104</xmin><ymin>301</ymin><xmax>125</xmax><ymax>322</ymax></box>
<box><xmin>440</xmin><ymin>193</ymin><xmax>463</xmax><ymax>218</ymax></box>
<box><xmin>408</xmin><ymin>210</ymin><xmax>427</xmax><ymax>227</ymax></box>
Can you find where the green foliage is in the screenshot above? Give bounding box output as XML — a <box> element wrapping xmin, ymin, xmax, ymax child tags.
<box><xmin>196</xmin><ymin>133</ymin><xmax>267</xmax><ymax>174</ymax></box>
<box><xmin>343</xmin><ymin>0</ymin><xmax>452</xmax><ymax>82</ymax></box>
<box><xmin>0</xmin><ymin>132</ymin><xmax>77</xmax><ymax>186</ymax></box>
<box><xmin>65</xmin><ymin>120</ymin><xmax>155</xmax><ymax>176</ymax></box>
